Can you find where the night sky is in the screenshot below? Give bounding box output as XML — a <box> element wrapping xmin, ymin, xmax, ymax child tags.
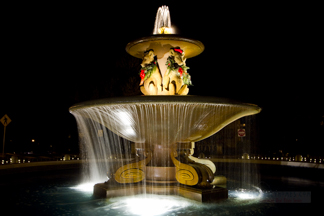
<box><xmin>1</xmin><ymin>2</ymin><xmax>323</xmax><ymax>155</ymax></box>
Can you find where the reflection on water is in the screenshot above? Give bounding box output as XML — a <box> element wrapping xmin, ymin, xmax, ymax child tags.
<box><xmin>1</xmin><ymin>174</ymin><xmax>319</xmax><ymax>216</ymax></box>
<box><xmin>229</xmin><ymin>186</ymin><xmax>263</xmax><ymax>201</ymax></box>
<box><xmin>104</xmin><ymin>195</ymin><xmax>195</xmax><ymax>216</ymax></box>
<box><xmin>62</xmin><ymin>182</ymin><xmax>266</xmax><ymax>215</ymax></box>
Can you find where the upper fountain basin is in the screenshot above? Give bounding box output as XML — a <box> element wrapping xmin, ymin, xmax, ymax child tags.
<box><xmin>69</xmin><ymin>96</ymin><xmax>261</xmax><ymax>145</ymax></box>
<box><xmin>126</xmin><ymin>35</ymin><xmax>204</xmax><ymax>59</ymax></box>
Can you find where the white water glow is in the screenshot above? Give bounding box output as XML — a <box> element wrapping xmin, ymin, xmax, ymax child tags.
<box><xmin>108</xmin><ymin>195</ymin><xmax>193</xmax><ymax>216</ymax></box>
<box><xmin>71</xmin><ymin>183</ymin><xmax>96</xmax><ymax>193</ymax></box>
<box><xmin>230</xmin><ymin>186</ymin><xmax>263</xmax><ymax>200</ymax></box>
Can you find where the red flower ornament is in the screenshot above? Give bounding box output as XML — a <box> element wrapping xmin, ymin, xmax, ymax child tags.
<box><xmin>140</xmin><ymin>70</ymin><xmax>145</xmax><ymax>79</ymax></box>
<box><xmin>139</xmin><ymin>70</ymin><xmax>146</xmax><ymax>85</ymax></box>
<box><xmin>174</xmin><ymin>48</ymin><xmax>183</xmax><ymax>54</ymax></box>
<box><xmin>178</xmin><ymin>67</ymin><xmax>183</xmax><ymax>76</ymax></box>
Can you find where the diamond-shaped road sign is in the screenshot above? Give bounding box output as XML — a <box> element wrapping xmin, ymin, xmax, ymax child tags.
<box><xmin>1</xmin><ymin>114</ymin><xmax>11</xmax><ymax>126</ymax></box>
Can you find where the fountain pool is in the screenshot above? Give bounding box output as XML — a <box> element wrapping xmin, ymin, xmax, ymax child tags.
<box><xmin>0</xmin><ymin>164</ymin><xmax>320</xmax><ymax>215</ymax></box>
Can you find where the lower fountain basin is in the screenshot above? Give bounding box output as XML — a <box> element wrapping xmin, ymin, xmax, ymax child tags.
<box><xmin>69</xmin><ymin>96</ymin><xmax>261</xmax><ymax>145</ymax></box>
<box><xmin>93</xmin><ymin>182</ymin><xmax>228</xmax><ymax>203</ymax></box>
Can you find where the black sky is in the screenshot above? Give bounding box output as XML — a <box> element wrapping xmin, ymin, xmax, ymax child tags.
<box><xmin>1</xmin><ymin>2</ymin><xmax>323</xmax><ymax>154</ymax></box>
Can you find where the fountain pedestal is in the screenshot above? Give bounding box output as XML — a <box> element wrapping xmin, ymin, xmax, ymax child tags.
<box><xmin>93</xmin><ymin>142</ymin><xmax>228</xmax><ymax>202</ymax></box>
<box><xmin>94</xmin><ymin>182</ymin><xmax>228</xmax><ymax>203</ymax></box>
<box><xmin>114</xmin><ymin>143</ymin><xmax>224</xmax><ymax>188</ymax></box>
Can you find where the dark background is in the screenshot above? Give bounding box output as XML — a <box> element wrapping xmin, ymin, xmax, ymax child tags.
<box><xmin>1</xmin><ymin>2</ymin><xmax>323</xmax><ymax>156</ymax></box>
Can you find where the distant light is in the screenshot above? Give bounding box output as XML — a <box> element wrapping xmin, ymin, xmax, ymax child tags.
<box><xmin>32</xmin><ymin>139</ymin><xmax>35</xmax><ymax>142</ymax></box>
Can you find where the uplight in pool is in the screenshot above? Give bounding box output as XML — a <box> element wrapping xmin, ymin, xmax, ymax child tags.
<box><xmin>110</xmin><ymin>195</ymin><xmax>193</xmax><ymax>216</ymax></box>
<box><xmin>231</xmin><ymin>187</ymin><xmax>263</xmax><ymax>200</ymax></box>
<box><xmin>71</xmin><ymin>183</ymin><xmax>95</xmax><ymax>192</ymax></box>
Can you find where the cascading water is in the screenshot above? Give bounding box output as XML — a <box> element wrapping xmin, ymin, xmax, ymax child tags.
<box><xmin>73</xmin><ymin>112</ymin><xmax>133</xmax><ymax>184</ymax></box>
<box><xmin>70</xmin><ymin>96</ymin><xmax>261</xmax><ymax>200</ymax></box>
<box><xmin>203</xmin><ymin>115</ymin><xmax>261</xmax><ymax>193</ymax></box>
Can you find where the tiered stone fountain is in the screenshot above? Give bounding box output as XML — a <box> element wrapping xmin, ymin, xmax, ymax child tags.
<box><xmin>69</xmin><ymin>6</ymin><xmax>261</xmax><ymax>202</ymax></box>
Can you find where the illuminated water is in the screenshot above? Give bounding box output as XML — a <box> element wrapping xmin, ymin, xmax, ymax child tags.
<box><xmin>1</xmin><ymin>168</ymin><xmax>319</xmax><ymax>215</ymax></box>
<box><xmin>153</xmin><ymin>5</ymin><xmax>171</xmax><ymax>34</ymax></box>
<box><xmin>69</xmin><ymin>97</ymin><xmax>261</xmax><ymax>190</ymax></box>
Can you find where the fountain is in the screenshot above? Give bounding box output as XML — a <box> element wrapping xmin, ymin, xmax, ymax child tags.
<box><xmin>69</xmin><ymin>6</ymin><xmax>261</xmax><ymax>203</ymax></box>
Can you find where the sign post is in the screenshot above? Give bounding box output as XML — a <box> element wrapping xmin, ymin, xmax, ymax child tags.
<box><xmin>1</xmin><ymin>114</ymin><xmax>11</xmax><ymax>157</ymax></box>
<box><xmin>238</xmin><ymin>129</ymin><xmax>246</xmax><ymax>137</ymax></box>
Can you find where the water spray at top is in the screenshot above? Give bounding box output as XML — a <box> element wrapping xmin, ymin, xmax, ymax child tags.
<box><xmin>153</xmin><ymin>5</ymin><xmax>173</xmax><ymax>34</ymax></box>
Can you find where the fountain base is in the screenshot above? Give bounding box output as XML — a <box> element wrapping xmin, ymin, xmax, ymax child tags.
<box><xmin>94</xmin><ymin>177</ymin><xmax>228</xmax><ymax>203</ymax></box>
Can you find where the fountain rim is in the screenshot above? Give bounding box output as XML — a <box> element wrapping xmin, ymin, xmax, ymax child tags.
<box><xmin>69</xmin><ymin>96</ymin><xmax>261</xmax><ymax>113</ymax></box>
<box><xmin>125</xmin><ymin>34</ymin><xmax>205</xmax><ymax>59</ymax></box>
